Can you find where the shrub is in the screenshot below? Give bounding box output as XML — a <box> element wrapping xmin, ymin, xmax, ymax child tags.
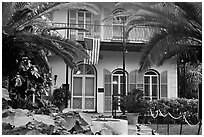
<box><xmin>121</xmin><ymin>88</ymin><xmax>149</xmax><ymax>115</ymax></box>
<box><xmin>147</xmin><ymin>98</ymin><xmax>199</xmax><ymax>124</ymax></box>
<box><xmin>53</xmin><ymin>87</ymin><xmax>71</xmax><ymax>111</ymax></box>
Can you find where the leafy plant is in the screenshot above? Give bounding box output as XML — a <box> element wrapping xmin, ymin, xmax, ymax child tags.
<box><xmin>148</xmin><ymin>98</ymin><xmax>199</xmax><ymax>124</ymax></box>
<box><xmin>53</xmin><ymin>87</ymin><xmax>71</xmax><ymax>111</ymax></box>
<box><xmin>2</xmin><ymin>108</ymin><xmax>121</xmax><ymax>135</ymax></box>
<box><xmin>121</xmin><ymin>88</ymin><xmax>149</xmax><ymax>115</ymax></box>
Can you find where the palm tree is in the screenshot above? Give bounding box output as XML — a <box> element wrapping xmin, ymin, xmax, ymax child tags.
<box><xmin>3</xmin><ymin>2</ymin><xmax>99</xmax><ymax>76</ymax></box>
<box><xmin>115</xmin><ymin>2</ymin><xmax>201</xmax><ymax>70</ymax></box>
<box><xmin>106</xmin><ymin>2</ymin><xmax>201</xmax><ymax>98</ymax></box>
<box><xmin>2</xmin><ymin>2</ymin><xmax>99</xmax><ymax>106</ymax></box>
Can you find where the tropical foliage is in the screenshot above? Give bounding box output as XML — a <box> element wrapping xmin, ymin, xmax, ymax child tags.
<box><xmin>3</xmin><ymin>2</ymin><xmax>99</xmax><ymax>76</ymax></box>
<box><xmin>113</xmin><ymin>2</ymin><xmax>201</xmax><ymax>70</ymax></box>
<box><xmin>2</xmin><ymin>2</ymin><xmax>99</xmax><ymax>110</ymax></box>
<box><xmin>108</xmin><ymin>2</ymin><xmax>202</xmax><ymax>98</ymax></box>
<box><xmin>121</xmin><ymin>88</ymin><xmax>149</xmax><ymax>114</ymax></box>
<box><xmin>148</xmin><ymin>98</ymin><xmax>199</xmax><ymax>124</ymax></box>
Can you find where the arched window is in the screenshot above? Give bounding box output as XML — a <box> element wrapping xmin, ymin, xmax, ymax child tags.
<box><xmin>112</xmin><ymin>69</ymin><xmax>128</xmax><ymax>96</ymax></box>
<box><xmin>72</xmin><ymin>63</ymin><xmax>96</xmax><ymax>111</ymax></box>
<box><xmin>144</xmin><ymin>70</ymin><xmax>159</xmax><ymax>100</ymax></box>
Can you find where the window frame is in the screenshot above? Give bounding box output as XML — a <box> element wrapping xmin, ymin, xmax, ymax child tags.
<box><xmin>144</xmin><ymin>70</ymin><xmax>160</xmax><ymax>100</ymax></box>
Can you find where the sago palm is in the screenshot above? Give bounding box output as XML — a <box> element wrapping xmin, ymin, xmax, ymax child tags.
<box><xmin>2</xmin><ymin>2</ymin><xmax>99</xmax><ymax>76</ymax></box>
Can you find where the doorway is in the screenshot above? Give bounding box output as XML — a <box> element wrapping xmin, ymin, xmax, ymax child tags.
<box><xmin>72</xmin><ymin>63</ymin><xmax>96</xmax><ymax>111</ymax></box>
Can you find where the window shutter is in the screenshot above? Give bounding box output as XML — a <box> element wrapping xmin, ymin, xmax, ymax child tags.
<box><xmin>161</xmin><ymin>70</ymin><xmax>168</xmax><ymax>98</ymax></box>
<box><xmin>136</xmin><ymin>71</ymin><xmax>144</xmax><ymax>90</ymax></box>
<box><xmin>69</xmin><ymin>10</ymin><xmax>77</xmax><ymax>40</ymax></box>
<box><xmin>129</xmin><ymin>70</ymin><xmax>137</xmax><ymax>92</ymax></box>
<box><xmin>103</xmin><ymin>9</ymin><xmax>113</xmax><ymax>40</ymax></box>
<box><xmin>104</xmin><ymin>69</ymin><xmax>112</xmax><ymax>112</ymax></box>
<box><xmin>93</xmin><ymin>14</ymin><xmax>101</xmax><ymax>38</ymax></box>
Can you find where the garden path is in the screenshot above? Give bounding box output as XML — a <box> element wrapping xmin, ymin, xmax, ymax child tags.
<box><xmin>128</xmin><ymin>124</ymin><xmax>159</xmax><ymax>135</ymax></box>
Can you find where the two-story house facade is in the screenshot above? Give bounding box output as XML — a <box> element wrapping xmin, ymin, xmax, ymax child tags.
<box><xmin>48</xmin><ymin>2</ymin><xmax>178</xmax><ymax>113</ymax></box>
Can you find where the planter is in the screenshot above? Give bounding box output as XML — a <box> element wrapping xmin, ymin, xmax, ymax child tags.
<box><xmin>92</xmin><ymin>118</ymin><xmax>128</xmax><ymax>135</ymax></box>
<box><xmin>126</xmin><ymin>113</ymin><xmax>139</xmax><ymax>125</ymax></box>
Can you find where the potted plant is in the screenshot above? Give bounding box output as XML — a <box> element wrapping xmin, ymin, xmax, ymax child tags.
<box><xmin>53</xmin><ymin>87</ymin><xmax>71</xmax><ymax>111</ymax></box>
<box><xmin>121</xmin><ymin>88</ymin><xmax>148</xmax><ymax>125</ymax></box>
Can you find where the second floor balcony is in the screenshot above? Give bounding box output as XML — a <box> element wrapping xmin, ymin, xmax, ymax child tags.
<box><xmin>54</xmin><ymin>23</ymin><xmax>157</xmax><ymax>44</ymax></box>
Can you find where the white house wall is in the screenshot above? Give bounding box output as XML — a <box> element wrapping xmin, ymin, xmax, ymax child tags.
<box><xmin>48</xmin><ymin>56</ymin><xmax>71</xmax><ymax>89</ymax></box>
<box><xmin>94</xmin><ymin>51</ymin><xmax>177</xmax><ymax>112</ymax></box>
<box><xmin>49</xmin><ymin>50</ymin><xmax>177</xmax><ymax>113</ymax></box>
<box><xmin>49</xmin><ymin>3</ymin><xmax>178</xmax><ymax>113</ymax></box>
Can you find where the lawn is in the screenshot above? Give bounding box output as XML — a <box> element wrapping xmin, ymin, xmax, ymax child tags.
<box><xmin>148</xmin><ymin>124</ymin><xmax>202</xmax><ymax>135</ymax></box>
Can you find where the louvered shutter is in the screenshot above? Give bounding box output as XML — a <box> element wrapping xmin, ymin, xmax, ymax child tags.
<box><xmin>69</xmin><ymin>10</ymin><xmax>77</xmax><ymax>40</ymax></box>
<box><xmin>129</xmin><ymin>70</ymin><xmax>137</xmax><ymax>92</ymax></box>
<box><xmin>161</xmin><ymin>71</ymin><xmax>168</xmax><ymax>98</ymax></box>
<box><xmin>103</xmin><ymin>9</ymin><xmax>113</xmax><ymax>40</ymax></box>
<box><xmin>104</xmin><ymin>69</ymin><xmax>112</xmax><ymax>112</ymax></box>
<box><xmin>136</xmin><ymin>71</ymin><xmax>144</xmax><ymax>90</ymax></box>
<box><xmin>93</xmin><ymin>14</ymin><xmax>100</xmax><ymax>38</ymax></box>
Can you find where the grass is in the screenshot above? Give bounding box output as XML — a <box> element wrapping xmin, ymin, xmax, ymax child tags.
<box><xmin>148</xmin><ymin>124</ymin><xmax>202</xmax><ymax>135</ymax></box>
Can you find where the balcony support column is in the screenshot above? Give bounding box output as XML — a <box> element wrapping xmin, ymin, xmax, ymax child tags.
<box><xmin>122</xmin><ymin>22</ymin><xmax>126</xmax><ymax>96</ymax></box>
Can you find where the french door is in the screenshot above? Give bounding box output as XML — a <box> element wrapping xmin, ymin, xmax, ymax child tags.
<box><xmin>104</xmin><ymin>69</ymin><xmax>128</xmax><ymax>112</ymax></box>
<box><xmin>144</xmin><ymin>71</ymin><xmax>159</xmax><ymax>100</ymax></box>
<box><xmin>72</xmin><ymin>64</ymin><xmax>96</xmax><ymax>111</ymax></box>
<box><xmin>112</xmin><ymin>73</ymin><xmax>127</xmax><ymax>111</ymax></box>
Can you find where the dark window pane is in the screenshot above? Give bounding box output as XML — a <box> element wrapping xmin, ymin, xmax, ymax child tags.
<box><xmin>120</xmin><ymin>84</ymin><xmax>126</xmax><ymax>95</ymax></box>
<box><xmin>113</xmin><ymin>70</ymin><xmax>124</xmax><ymax>74</ymax></box>
<box><xmin>145</xmin><ymin>71</ymin><xmax>157</xmax><ymax>75</ymax></box>
<box><xmin>152</xmin><ymin>85</ymin><xmax>157</xmax><ymax>96</ymax></box>
<box><xmin>120</xmin><ymin>76</ymin><xmax>126</xmax><ymax>84</ymax></box>
<box><xmin>113</xmin><ymin>83</ymin><xmax>118</xmax><ymax>96</ymax></box>
<box><xmin>152</xmin><ymin>76</ymin><xmax>157</xmax><ymax>84</ymax></box>
<box><xmin>144</xmin><ymin>85</ymin><xmax>150</xmax><ymax>96</ymax></box>
<box><xmin>144</xmin><ymin>76</ymin><xmax>150</xmax><ymax>83</ymax></box>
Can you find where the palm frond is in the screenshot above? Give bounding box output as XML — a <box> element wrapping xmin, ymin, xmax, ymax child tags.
<box><xmin>2</xmin><ymin>2</ymin><xmax>14</xmax><ymax>27</ymax></box>
<box><xmin>5</xmin><ymin>2</ymin><xmax>61</xmax><ymax>33</ymax></box>
<box><xmin>174</xmin><ymin>2</ymin><xmax>202</xmax><ymax>26</ymax></box>
<box><xmin>12</xmin><ymin>2</ymin><xmax>30</xmax><ymax>10</ymax></box>
<box><xmin>44</xmin><ymin>35</ymin><xmax>89</xmax><ymax>59</ymax></box>
<box><xmin>52</xmin><ymin>2</ymin><xmax>100</xmax><ymax>15</ymax></box>
<box><xmin>139</xmin><ymin>30</ymin><xmax>199</xmax><ymax>72</ymax></box>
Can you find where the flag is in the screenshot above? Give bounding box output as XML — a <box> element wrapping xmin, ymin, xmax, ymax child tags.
<box><xmin>84</xmin><ymin>37</ymin><xmax>100</xmax><ymax>65</ymax></box>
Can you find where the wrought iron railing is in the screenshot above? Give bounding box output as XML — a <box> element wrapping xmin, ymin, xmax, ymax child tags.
<box><xmin>53</xmin><ymin>23</ymin><xmax>157</xmax><ymax>43</ymax></box>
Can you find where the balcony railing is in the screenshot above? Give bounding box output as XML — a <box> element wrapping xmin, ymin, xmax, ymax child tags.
<box><xmin>54</xmin><ymin>23</ymin><xmax>157</xmax><ymax>43</ymax></box>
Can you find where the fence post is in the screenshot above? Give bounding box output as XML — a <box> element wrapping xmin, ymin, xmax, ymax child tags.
<box><xmin>197</xmin><ymin>121</ymin><xmax>202</xmax><ymax>135</ymax></box>
<box><xmin>179</xmin><ymin>123</ymin><xmax>183</xmax><ymax>135</ymax></box>
<box><xmin>167</xmin><ymin>124</ymin><xmax>170</xmax><ymax>135</ymax></box>
<box><xmin>167</xmin><ymin>115</ymin><xmax>170</xmax><ymax>135</ymax></box>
